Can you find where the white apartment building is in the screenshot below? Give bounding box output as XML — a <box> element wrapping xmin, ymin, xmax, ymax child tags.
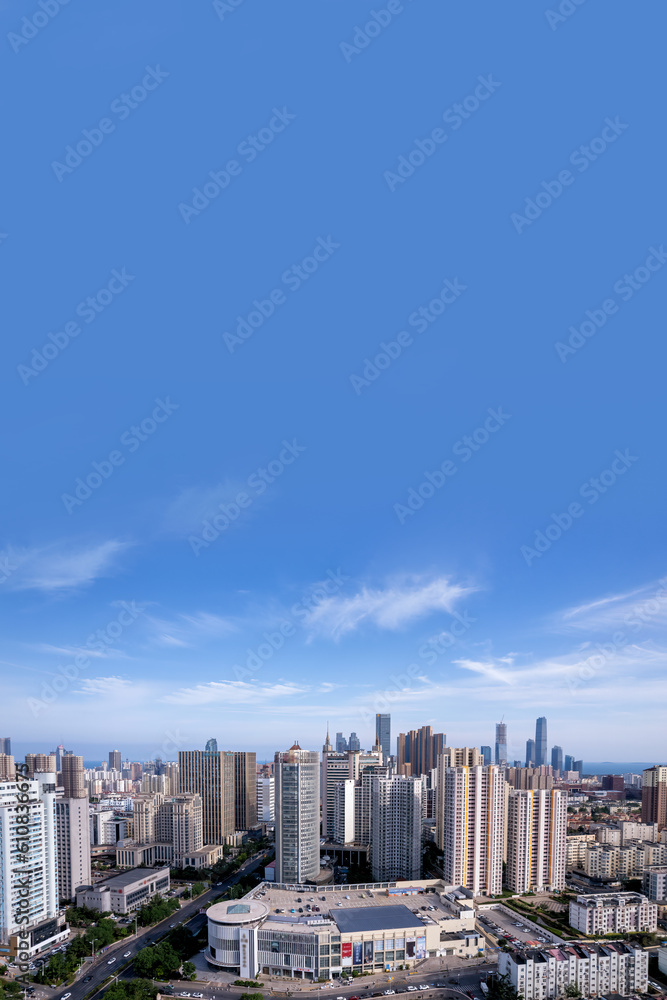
<box><xmin>370</xmin><ymin>775</ymin><xmax>422</xmax><ymax>882</ymax></box>
<box><xmin>274</xmin><ymin>745</ymin><xmax>320</xmax><ymax>884</ymax></box>
<box><xmin>0</xmin><ymin>773</ymin><xmax>68</xmax><ymax>959</ymax></box>
<box><xmin>499</xmin><ymin>942</ymin><xmax>648</xmax><ymax>998</ymax></box>
<box><xmin>257</xmin><ymin>776</ymin><xmax>275</xmax><ymax>823</ymax></box>
<box><xmin>333</xmin><ymin>778</ymin><xmax>356</xmax><ymax>845</ymax></box>
<box><xmin>567</xmin><ymin>833</ymin><xmax>596</xmax><ymax>868</ymax></box>
<box><xmin>507</xmin><ymin>789</ymin><xmax>567</xmax><ymax>893</ymax></box>
<box><xmin>55</xmin><ymin>797</ymin><xmax>91</xmax><ymax>901</ymax></box>
<box><xmin>568</xmin><ymin>892</ymin><xmax>658</xmax><ymax>935</ymax></box>
<box><xmin>440</xmin><ymin>765</ymin><xmax>505</xmax><ymax>897</ymax></box>
<box><xmin>584</xmin><ymin>839</ymin><xmax>667</xmax><ymax>879</ymax></box>
<box><xmin>642</xmin><ymin>866</ymin><xmax>667</xmax><ymax>904</ymax></box>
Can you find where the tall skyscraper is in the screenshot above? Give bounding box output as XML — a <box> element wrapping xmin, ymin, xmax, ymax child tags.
<box><xmin>61</xmin><ymin>754</ymin><xmax>85</xmax><ymax>798</ymax></box>
<box><xmin>564</xmin><ymin>754</ymin><xmax>575</xmax><ymax>772</ymax></box>
<box><xmin>178</xmin><ymin>750</ymin><xmax>235</xmax><ymax>843</ymax></box>
<box><xmin>50</xmin><ymin>745</ymin><xmax>68</xmax><ymax>771</ymax></box>
<box><xmin>55</xmin><ymin>796</ymin><xmax>91</xmax><ymax>901</ymax></box>
<box><xmin>0</xmin><ymin>738</ymin><xmax>10</xmax><ymax>755</ymax></box>
<box><xmin>348</xmin><ymin>732</ymin><xmax>361</xmax><ymax>752</ymax></box>
<box><xmin>274</xmin><ymin>743</ymin><xmax>320</xmax><ymax>883</ymax></box>
<box><xmin>0</xmin><ymin>755</ymin><xmax>14</xmax><ymax>781</ymax></box>
<box><xmin>108</xmin><ymin>750</ymin><xmax>122</xmax><ymax>772</ymax></box>
<box><xmin>335</xmin><ymin>732</ymin><xmax>348</xmax><ymax>753</ymax></box>
<box><xmin>551</xmin><ymin>746</ymin><xmax>563</xmax><ymax>773</ymax></box>
<box><xmin>25</xmin><ymin>754</ymin><xmax>57</xmax><ymax>778</ymax></box>
<box><xmin>440</xmin><ymin>764</ymin><xmax>505</xmax><ymax>896</ymax></box>
<box><xmin>480</xmin><ymin>745</ymin><xmax>492</xmax><ymax>766</ymax></box>
<box><xmin>573</xmin><ymin>759</ymin><xmax>583</xmax><ymax>775</ymax></box>
<box><xmin>205</xmin><ymin>738</ymin><xmax>218</xmax><ymax>753</ymax></box>
<box><xmin>321</xmin><ymin>750</ymin><xmax>356</xmax><ymax>840</ymax></box>
<box><xmin>642</xmin><ymin>766</ymin><xmax>667</xmax><ymax>829</ymax></box>
<box><xmin>370</xmin><ymin>775</ymin><xmax>422</xmax><ymax>881</ymax></box>
<box><xmin>397</xmin><ymin>726</ymin><xmax>446</xmax><ymax>776</ymax></box>
<box><xmin>495</xmin><ymin>722</ymin><xmax>508</xmax><ymax>765</ymax></box>
<box><xmin>375</xmin><ymin>714</ymin><xmax>391</xmax><ymax>760</ymax></box>
<box><xmin>506</xmin><ymin>788</ymin><xmax>567</xmax><ymax>892</ymax></box>
<box><xmin>257</xmin><ymin>776</ymin><xmax>275</xmax><ymax>822</ymax></box>
<box><xmin>232</xmin><ymin>751</ymin><xmax>257</xmax><ymax>830</ymax></box>
<box><xmin>526</xmin><ymin>739</ymin><xmax>536</xmax><ymax>766</ymax></box>
<box><xmin>535</xmin><ymin>717</ymin><xmax>548</xmax><ymax>767</ymax></box>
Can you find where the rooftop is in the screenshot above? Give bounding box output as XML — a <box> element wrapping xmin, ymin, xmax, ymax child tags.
<box><xmin>93</xmin><ymin>866</ymin><xmax>170</xmax><ymax>890</ymax></box>
<box><xmin>334</xmin><ymin>904</ymin><xmax>424</xmax><ymax>934</ymax></box>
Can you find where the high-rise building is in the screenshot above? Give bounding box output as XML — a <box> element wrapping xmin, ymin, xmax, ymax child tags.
<box><xmin>348</xmin><ymin>732</ymin><xmax>361</xmax><ymax>753</ymax></box>
<box><xmin>205</xmin><ymin>738</ymin><xmax>218</xmax><ymax>753</ymax></box>
<box><xmin>495</xmin><ymin>722</ymin><xmax>508</xmax><ymax>766</ymax></box>
<box><xmin>0</xmin><ymin>738</ymin><xmax>10</xmax><ymax>755</ymax></box>
<box><xmin>505</xmin><ymin>766</ymin><xmax>553</xmax><ymax>790</ymax></box>
<box><xmin>642</xmin><ymin>766</ymin><xmax>667</xmax><ymax>829</ymax></box>
<box><xmin>61</xmin><ymin>754</ymin><xmax>86</xmax><ymax>798</ymax></box>
<box><xmin>375</xmin><ymin>714</ymin><xmax>391</xmax><ymax>760</ymax></box>
<box><xmin>525</xmin><ymin>739</ymin><xmax>536</xmax><ymax>766</ymax></box>
<box><xmin>25</xmin><ymin>753</ymin><xmax>57</xmax><ymax>778</ymax></box>
<box><xmin>232</xmin><ymin>751</ymin><xmax>257</xmax><ymax>830</ymax></box>
<box><xmin>50</xmin><ymin>745</ymin><xmax>69</xmax><ymax>772</ymax></box>
<box><xmin>257</xmin><ymin>776</ymin><xmax>275</xmax><ymax>823</ymax></box>
<box><xmin>335</xmin><ymin>733</ymin><xmax>348</xmax><ymax>753</ymax></box>
<box><xmin>178</xmin><ymin>750</ymin><xmax>235</xmax><ymax>843</ymax></box>
<box><xmin>321</xmin><ymin>751</ymin><xmax>356</xmax><ymax>840</ymax></box>
<box><xmin>440</xmin><ymin>764</ymin><xmax>505</xmax><ymax>896</ymax></box>
<box><xmin>274</xmin><ymin>743</ymin><xmax>320</xmax><ymax>884</ymax></box>
<box><xmin>1</xmin><ymin>771</ymin><xmax>61</xmax><ymax>952</ymax></box>
<box><xmin>481</xmin><ymin>746</ymin><xmax>492</xmax><ymax>766</ymax></box>
<box><xmin>439</xmin><ymin>747</ymin><xmax>483</xmax><ymax>768</ymax></box>
<box><xmin>506</xmin><ymin>788</ymin><xmax>567</xmax><ymax>892</ymax></box>
<box><xmin>55</xmin><ymin>796</ymin><xmax>91</xmax><ymax>901</ymax></box>
<box><xmin>0</xmin><ymin>755</ymin><xmax>15</xmax><ymax>780</ymax></box>
<box><xmin>535</xmin><ymin>717</ymin><xmax>548</xmax><ymax>767</ymax></box>
<box><xmin>397</xmin><ymin>726</ymin><xmax>446</xmax><ymax>777</ymax></box>
<box><xmin>370</xmin><ymin>775</ymin><xmax>422</xmax><ymax>881</ymax></box>
<box><xmin>551</xmin><ymin>746</ymin><xmax>563</xmax><ymax>773</ymax></box>
<box><xmin>573</xmin><ymin>759</ymin><xmax>583</xmax><ymax>775</ymax></box>
<box><xmin>564</xmin><ymin>754</ymin><xmax>575</xmax><ymax>772</ymax></box>
<box><xmin>108</xmin><ymin>750</ymin><xmax>122</xmax><ymax>772</ymax></box>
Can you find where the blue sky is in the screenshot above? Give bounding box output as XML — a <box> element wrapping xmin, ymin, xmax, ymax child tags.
<box><xmin>2</xmin><ymin>1</ymin><xmax>665</xmax><ymax>764</ymax></box>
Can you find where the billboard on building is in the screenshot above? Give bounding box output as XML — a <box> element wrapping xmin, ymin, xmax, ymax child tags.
<box><xmin>416</xmin><ymin>937</ymin><xmax>426</xmax><ymax>960</ymax></box>
<box><xmin>364</xmin><ymin>940</ymin><xmax>373</xmax><ymax>964</ymax></box>
<box><xmin>353</xmin><ymin>942</ymin><xmax>362</xmax><ymax>965</ymax></box>
<box><xmin>406</xmin><ymin>938</ymin><xmax>415</xmax><ymax>959</ymax></box>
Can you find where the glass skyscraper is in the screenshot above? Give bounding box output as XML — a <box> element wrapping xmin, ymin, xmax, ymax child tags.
<box><xmin>375</xmin><ymin>713</ymin><xmax>391</xmax><ymax>759</ymax></box>
<box><xmin>274</xmin><ymin>743</ymin><xmax>320</xmax><ymax>883</ymax></box>
<box><xmin>535</xmin><ymin>717</ymin><xmax>548</xmax><ymax>766</ymax></box>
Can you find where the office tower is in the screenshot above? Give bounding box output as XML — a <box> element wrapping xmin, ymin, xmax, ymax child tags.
<box><xmin>274</xmin><ymin>743</ymin><xmax>320</xmax><ymax>883</ymax></box>
<box><xmin>205</xmin><ymin>738</ymin><xmax>218</xmax><ymax>753</ymax></box>
<box><xmin>129</xmin><ymin>762</ymin><xmax>142</xmax><ymax>780</ymax></box>
<box><xmin>108</xmin><ymin>750</ymin><xmax>122</xmax><ymax>772</ymax></box>
<box><xmin>495</xmin><ymin>722</ymin><xmax>508</xmax><ymax>766</ymax></box>
<box><xmin>0</xmin><ymin>738</ymin><xmax>10</xmax><ymax>755</ymax></box>
<box><xmin>61</xmin><ymin>754</ymin><xmax>86</xmax><ymax>798</ymax></box>
<box><xmin>50</xmin><ymin>745</ymin><xmax>68</xmax><ymax>772</ymax></box>
<box><xmin>535</xmin><ymin>717</ymin><xmax>548</xmax><ymax>766</ymax></box>
<box><xmin>178</xmin><ymin>750</ymin><xmax>235</xmax><ymax>843</ymax></box>
<box><xmin>55</xmin><ymin>796</ymin><xmax>91</xmax><ymax>901</ymax></box>
<box><xmin>25</xmin><ymin>753</ymin><xmax>57</xmax><ymax>778</ymax></box>
<box><xmin>348</xmin><ymin>732</ymin><xmax>361</xmax><ymax>752</ymax></box>
<box><xmin>321</xmin><ymin>750</ymin><xmax>357</xmax><ymax>840</ymax></box>
<box><xmin>232</xmin><ymin>751</ymin><xmax>257</xmax><ymax>830</ymax></box>
<box><xmin>156</xmin><ymin>793</ymin><xmax>203</xmax><ymax>863</ymax></box>
<box><xmin>564</xmin><ymin>754</ymin><xmax>575</xmax><ymax>772</ymax></box>
<box><xmin>257</xmin><ymin>776</ymin><xmax>275</xmax><ymax>822</ymax></box>
<box><xmin>0</xmin><ymin>755</ymin><xmax>15</xmax><ymax>780</ymax></box>
<box><xmin>370</xmin><ymin>775</ymin><xmax>422</xmax><ymax>881</ymax></box>
<box><xmin>0</xmin><ymin>771</ymin><xmax>59</xmax><ymax>948</ymax></box>
<box><xmin>335</xmin><ymin>732</ymin><xmax>348</xmax><ymax>753</ymax></box>
<box><xmin>375</xmin><ymin>714</ymin><xmax>391</xmax><ymax>760</ymax></box>
<box><xmin>481</xmin><ymin>745</ymin><xmax>492</xmax><ymax>766</ymax></box>
<box><xmin>642</xmin><ymin>766</ymin><xmax>667</xmax><ymax>829</ymax></box>
<box><xmin>573</xmin><ymin>759</ymin><xmax>583</xmax><ymax>775</ymax></box>
<box><xmin>506</xmin><ymin>788</ymin><xmax>567</xmax><ymax>892</ymax></box>
<box><xmin>551</xmin><ymin>746</ymin><xmax>563</xmax><ymax>773</ymax></box>
<box><xmin>440</xmin><ymin>764</ymin><xmax>505</xmax><ymax>896</ymax></box>
<box><xmin>397</xmin><ymin>726</ymin><xmax>446</xmax><ymax>776</ymax></box>
<box><xmin>526</xmin><ymin>739</ymin><xmax>536</xmax><ymax>766</ymax></box>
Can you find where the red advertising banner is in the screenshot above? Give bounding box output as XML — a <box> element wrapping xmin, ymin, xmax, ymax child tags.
<box><xmin>342</xmin><ymin>943</ymin><xmax>352</xmax><ymax>958</ymax></box>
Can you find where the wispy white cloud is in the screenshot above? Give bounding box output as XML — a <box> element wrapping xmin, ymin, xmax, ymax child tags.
<box><xmin>557</xmin><ymin>577</ymin><xmax>667</xmax><ymax>633</ymax></box>
<box><xmin>75</xmin><ymin>676</ymin><xmax>133</xmax><ymax>696</ymax></box>
<box><xmin>0</xmin><ymin>539</ymin><xmax>126</xmax><ymax>592</ymax></box>
<box><xmin>146</xmin><ymin>610</ymin><xmax>237</xmax><ymax>648</ymax></box>
<box><xmin>161</xmin><ymin>482</ymin><xmax>249</xmax><ymax>535</ymax></box>
<box><xmin>161</xmin><ymin>679</ymin><xmax>307</xmax><ymax>706</ymax></box>
<box><xmin>304</xmin><ymin>575</ymin><xmax>475</xmax><ymax>639</ymax></box>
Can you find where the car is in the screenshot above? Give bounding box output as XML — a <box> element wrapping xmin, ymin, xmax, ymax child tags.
<box><xmin>179</xmin><ymin>993</ymin><xmax>191</xmax><ymax>997</ymax></box>
<box><xmin>123</xmin><ymin>951</ymin><xmax>132</xmax><ymax>958</ymax></box>
<box><xmin>169</xmin><ymin>923</ymin><xmax>177</xmax><ymax>928</ymax></box>
<box><xmin>408</xmin><ymin>988</ymin><xmax>418</xmax><ymax>992</ymax></box>
<box><xmin>61</xmin><ymin>994</ymin><xmax>72</xmax><ymax>1000</ymax></box>
<box><xmin>384</xmin><ymin>991</ymin><xmax>396</xmax><ymax>995</ymax></box>
<box><xmin>192</xmin><ymin>993</ymin><xmax>204</xmax><ymax>998</ymax></box>
<box><xmin>83</xmin><ymin>977</ymin><xmax>93</xmax><ymax>983</ymax></box>
<box><xmin>107</xmin><ymin>958</ymin><xmax>116</xmax><ymax>965</ymax></box>
<box><xmin>349</xmin><ymin>995</ymin><xmax>360</xmax><ymax>999</ymax></box>
<box><xmin>419</xmin><ymin>987</ymin><xmax>430</xmax><ymax>991</ymax></box>
<box><xmin>337</xmin><ymin>996</ymin><xmax>347</xmax><ymax>999</ymax></box>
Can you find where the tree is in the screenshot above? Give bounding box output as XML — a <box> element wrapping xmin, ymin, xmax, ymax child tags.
<box><xmin>488</xmin><ymin>973</ymin><xmax>521</xmax><ymax>1000</ymax></box>
<box><xmin>182</xmin><ymin>961</ymin><xmax>197</xmax><ymax>980</ymax></box>
<box><xmin>191</xmin><ymin>882</ymin><xmax>205</xmax><ymax>897</ymax></box>
<box><xmin>562</xmin><ymin>986</ymin><xmax>582</xmax><ymax>998</ymax></box>
<box><xmin>239</xmin><ymin>994</ymin><xmax>264</xmax><ymax>1000</ymax></box>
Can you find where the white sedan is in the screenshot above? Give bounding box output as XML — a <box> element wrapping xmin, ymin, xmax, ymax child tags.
<box><xmin>107</xmin><ymin>958</ymin><xmax>116</xmax><ymax>965</ymax></box>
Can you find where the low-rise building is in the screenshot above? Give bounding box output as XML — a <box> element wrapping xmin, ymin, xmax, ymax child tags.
<box><xmin>567</xmin><ymin>833</ymin><xmax>597</xmax><ymax>868</ymax></box>
<box><xmin>76</xmin><ymin>866</ymin><xmax>170</xmax><ymax>914</ymax></box>
<box><xmin>568</xmin><ymin>892</ymin><xmax>657</xmax><ymax>935</ymax></box>
<box><xmin>499</xmin><ymin>942</ymin><xmax>648</xmax><ymax>998</ymax></box>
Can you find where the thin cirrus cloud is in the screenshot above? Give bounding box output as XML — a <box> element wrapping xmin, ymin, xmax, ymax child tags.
<box><xmin>147</xmin><ymin>610</ymin><xmax>238</xmax><ymax>648</ymax></box>
<box><xmin>303</xmin><ymin>575</ymin><xmax>475</xmax><ymax>639</ymax></box>
<box><xmin>161</xmin><ymin>679</ymin><xmax>307</xmax><ymax>706</ymax></box>
<box><xmin>74</xmin><ymin>676</ymin><xmax>133</xmax><ymax>696</ymax></box>
<box><xmin>557</xmin><ymin>578</ymin><xmax>667</xmax><ymax>634</ymax></box>
<box><xmin>0</xmin><ymin>539</ymin><xmax>126</xmax><ymax>592</ymax></box>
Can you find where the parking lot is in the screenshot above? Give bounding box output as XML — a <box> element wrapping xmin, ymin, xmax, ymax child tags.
<box><xmin>477</xmin><ymin>908</ymin><xmax>555</xmax><ymax>947</ymax></box>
